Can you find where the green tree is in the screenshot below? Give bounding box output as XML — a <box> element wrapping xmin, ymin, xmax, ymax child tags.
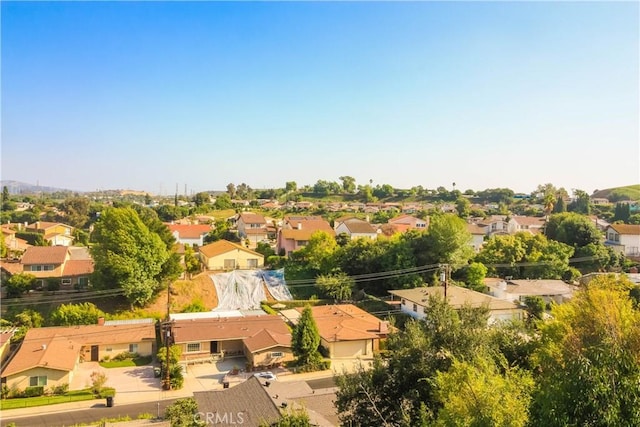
<box><xmin>49</xmin><ymin>302</ymin><xmax>105</xmax><ymax>326</ymax></box>
<box><xmin>226</xmin><ymin>183</ymin><xmax>236</xmax><ymax>198</ymax></box>
<box><xmin>339</xmin><ymin>176</ymin><xmax>356</xmax><ymax>193</ymax></box>
<box><xmin>0</xmin><ymin>231</ymin><xmax>7</xmax><ymax>258</ymax></box>
<box><xmin>545</xmin><ymin>212</ymin><xmax>601</xmax><ymax>248</ymax></box>
<box><xmin>165</xmin><ymin>397</ymin><xmax>205</xmax><ymax>427</ymax></box>
<box><xmin>530</xmin><ymin>275</ymin><xmax>640</xmax><ymax>426</ymax></box>
<box><xmin>455</xmin><ymin>197</ymin><xmax>471</xmax><ymax>218</ymax></box>
<box><xmin>13</xmin><ymin>309</ymin><xmax>44</xmax><ymax>329</ymax></box>
<box><xmin>61</xmin><ymin>197</ymin><xmax>90</xmax><ymax>228</ymax></box>
<box><xmin>285</xmin><ymin>181</ymin><xmax>297</xmax><ymax>193</ymax></box>
<box><xmin>91</xmin><ymin>207</ymin><xmax>170</xmax><ymax>306</ymax></box>
<box><xmin>1</xmin><ymin>185</ymin><xmax>16</xmax><ymax>212</ymax></box>
<box><xmin>433</xmin><ymin>357</ymin><xmax>533</xmax><ymax>427</ymax></box>
<box><xmin>5</xmin><ymin>273</ymin><xmax>37</xmax><ymax>298</ymax></box>
<box><xmin>523</xmin><ymin>296</ymin><xmax>545</xmax><ymax>323</ymax></box>
<box><xmin>262</xmin><ymin>408</ymin><xmax>311</xmax><ymax>426</ymax></box>
<box><xmin>192</xmin><ymin>192</ymin><xmax>210</xmax><ymax>207</ymax></box>
<box><xmin>553</xmin><ymin>197</ymin><xmax>567</xmax><ymax>213</ymax></box>
<box><xmin>214</xmin><ymin>193</ymin><xmax>232</xmax><ymax>210</ymax></box>
<box><xmin>567</xmin><ymin>189</ymin><xmax>591</xmax><ymax>215</ymax></box>
<box><xmin>412</xmin><ymin>214</ymin><xmax>474</xmax><ymax>274</ymax></box>
<box><xmin>184</xmin><ymin>245</ymin><xmax>201</xmax><ymax>279</ymax></box>
<box><xmin>316</xmin><ymin>271</ymin><xmax>354</xmax><ymax>301</ymax></box>
<box><xmin>255</xmin><ymin>241</ymin><xmax>275</xmax><ymax>259</ymax></box>
<box><xmin>292</xmin><ymin>305</ymin><xmax>322</xmax><ymax>367</ymax></box>
<box><xmin>297</xmin><ymin>231</ymin><xmax>337</xmax><ymax>274</ymax></box>
<box><xmin>464</xmin><ymin>262</ymin><xmax>487</xmax><ymax>292</ymax></box>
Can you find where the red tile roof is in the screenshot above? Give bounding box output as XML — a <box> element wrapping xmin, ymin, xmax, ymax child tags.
<box><xmin>21</xmin><ymin>246</ymin><xmax>68</xmax><ymax>265</ymax></box>
<box><xmin>166</xmin><ymin>224</ymin><xmax>212</xmax><ymax>239</ymax></box>
<box><xmin>296</xmin><ymin>304</ymin><xmax>388</xmax><ymax>342</ymax></box>
<box><xmin>62</xmin><ymin>259</ymin><xmax>94</xmax><ymax>276</ymax></box>
<box><xmin>239</xmin><ymin>213</ymin><xmax>267</xmax><ymax>225</ymax></box>
<box><xmin>172</xmin><ymin>315</ymin><xmax>291</xmax><ymax>344</ymax></box>
<box><xmin>199</xmin><ymin>240</ymin><xmax>262</xmax><ymax>258</ymax></box>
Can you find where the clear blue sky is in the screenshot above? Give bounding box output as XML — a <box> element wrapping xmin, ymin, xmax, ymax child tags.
<box><xmin>2</xmin><ymin>1</ymin><xmax>638</xmax><ymax>195</ymax></box>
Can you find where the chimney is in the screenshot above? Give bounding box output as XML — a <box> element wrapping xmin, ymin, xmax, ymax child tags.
<box><xmin>41</xmin><ymin>344</ymin><xmax>47</xmax><ymax>350</ymax></box>
<box><xmin>297</xmin><ymin>223</ymin><xmax>302</xmax><ymax>230</ymax></box>
<box><xmin>97</xmin><ymin>317</ymin><xmax>105</xmax><ymax>326</ymax></box>
<box><xmin>378</xmin><ymin>321</ymin><xmax>389</xmax><ymax>334</ymax></box>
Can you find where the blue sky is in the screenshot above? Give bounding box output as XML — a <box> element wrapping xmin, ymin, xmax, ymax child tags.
<box><xmin>2</xmin><ymin>1</ymin><xmax>638</xmax><ymax>195</ymax></box>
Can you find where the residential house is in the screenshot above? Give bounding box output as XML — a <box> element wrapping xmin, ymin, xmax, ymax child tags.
<box><xmin>484</xmin><ymin>278</ymin><xmax>575</xmax><ymax>304</ymax></box>
<box><xmin>19</xmin><ymin>246</ymin><xmax>94</xmax><ymax>289</ymax></box>
<box><xmin>1</xmin><ymin>319</ymin><xmax>156</xmax><ymax>391</ymax></box>
<box><xmin>237</xmin><ymin>213</ymin><xmax>268</xmax><ymax>248</ymax></box>
<box><xmin>166</xmin><ymin>223</ymin><xmax>212</xmax><ymax>247</ymax></box>
<box><xmin>472</xmin><ymin>215</ymin><xmax>509</xmax><ymax>237</ymax></box>
<box><xmin>0</xmin><ymin>328</ymin><xmax>16</xmax><ymax>367</ymax></box>
<box><xmin>507</xmin><ymin>216</ymin><xmax>546</xmax><ymax>235</ymax></box>
<box><xmin>282</xmin><ymin>304</ymin><xmax>390</xmax><ymax>359</ymax></box>
<box><xmin>170</xmin><ymin>315</ymin><xmax>293</xmax><ymax>369</ymax></box>
<box><xmin>25</xmin><ymin>221</ymin><xmax>75</xmax><ymax>246</ymax></box>
<box><xmin>604</xmin><ymin>224</ymin><xmax>640</xmax><ymax>257</ymax></box>
<box><xmin>193</xmin><ymin>376</ymin><xmax>282</xmax><ymax>427</ymax></box>
<box><xmin>334</xmin><ymin>217</ymin><xmax>378</xmax><ymax>241</ymax></box>
<box><xmin>467</xmin><ymin>223</ymin><xmax>486</xmax><ymax>252</ymax></box>
<box><xmin>389</xmin><ymin>285</ymin><xmax>524</xmax><ymax>323</ymax></box>
<box><xmin>276</xmin><ymin>216</ymin><xmax>335</xmax><ymax>256</ymax></box>
<box><xmin>388</xmin><ymin>214</ymin><xmax>429</xmax><ymax>232</ymax></box>
<box><xmin>199</xmin><ymin>240</ymin><xmax>264</xmax><ymax>270</ymax></box>
<box><xmin>1</xmin><ymin>225</ymin><xmax>30</xmax><ymax>255</ymax></box>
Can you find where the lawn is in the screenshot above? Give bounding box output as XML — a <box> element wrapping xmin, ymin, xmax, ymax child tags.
<box><xmin>99</xmin><ymin>355</ymin><xmax>152</xmax><ymax>368</ymax></box>
<box><xmin>0</xmin><ymin>388</ymin><xmax>115</xmax><ymax>410</ymax></box>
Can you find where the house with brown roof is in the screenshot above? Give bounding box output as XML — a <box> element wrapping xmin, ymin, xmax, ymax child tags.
<box><xmin>237</xmin><ymin>213</ymin><xmax>268</xmax><ymax>248</ymax></box>
<box><xmin>14</xmin><ymin>246</ymin><xmax>94</xmax><ymax>290</ymax></box>
<box><xmin>472</xmin><ymin>215</ymin><xmax>510</xmax><ymax>237</ymax></box>
<box><xmin>334</xmin><ymin>217</ymin><xmax>378</xmax><ymax>241</ymax></box>
<box><xmin>1</xmin><ymin>320</ymin><xmax>156</xmax><ymax>391</ymax></box>
<box><xmin>389</xmin><ymin>285</ymin><xmax>524</xmax><ymax>324</ymax></box>
<box><xmin>507</xmin><ymin>216</ymin><xmax>546</xmax><ymax>235</ymax></box>
<box><xmin>276</xmin><ymin>216</ymin><xmax>335</xmax><ymax>256</ymax></box>
<box><xmin>193</xmin><ymin>376</ymin><xmax>282</xmax><ymax>427</ymax></box>
<box><xmin>388</xmin><ymin>214</ymin><xmax>429</xmax><ymax>232</ymax></box>
<box><xmin>605</xmin><ymin>224</ymin><xmax>640</xmax><ymax>257</ymax></box>
<box><xmin>25</xmin><ymin>221</ymin><xmax>75</xmax><ymax>246</ymax></box>
<box><xmin>170</xmin><ymin>315</ymin><xmax>293</xmax><ymax>369</ymax></box>
<box><xmin>0</xmin><ymin>328</ymin><xmax>17</xmax><ymax>368</ymax></box>
<box><xmin>166</xmin><ymin>223</ymin><xmax>212</xmax><ymax>246</ymax></box>
<box><xmin>467</xmin><ymin>223</ymin><xmax>486</xmax><ymax>252</ymax></box>
<box><xmin>283</xmin><ymin>304</ymin><xmax>389</xmax><ymax>359</ymax></box>
<box><xmin>199</xmin><ymin>240</ymin><xmax>264</xmax><ymax>270</ymax></box>
<box><xmin>1</xmin><ymin>224</ymin><xmax>30</xmax><ymax>255</ymax></box>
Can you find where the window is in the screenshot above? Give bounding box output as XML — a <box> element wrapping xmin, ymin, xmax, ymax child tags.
<box><xmin>43</xmin><ymin>265</ymin><xmax>54</xmax><ymax>271</ymax></box>
<box><xmin>401</xmin><ymin>299</ymin><xmax>406</xmax><ymax>305</ymax></box>
<box><xmin>271</xmin><ymin>351</ymin><xmax>284</xmax><ymax>357</ymax></box>
<box><xmin>29</xmin><ymin>376</ymin><xmax>47</xmax><ymax>387</ymax></box>
<box><xmin>247</xmin><ymin>259</ymin><xmax>258</xmax><ymax>268</ymax></box>
<box><xmin>106</xmin><ymin>347</ymin><xmax>113</xmax><ymax>352</ymax></box>
<box><xmin>187</xmin><ymin>343</ymin><xmax>200</xmax><ymax>353</ymax></box>
<box><xmin>412</xmin><ymin>303</ymin><xmax>418</xmax><ymax>312</ymax></box>
<box><xmin>224</xmin><ymin>259</ymin><xmax>236</xmax><ymax>269</ymax></box>
<box><xmin>31</xmin><ymin>265</ymin><xmax>42</xmax><ymax>272</ymax></box>
<box><xmin>61</xmin><ymin>278</ymin><xmax>72</xmax><ymax>285</ymax></box>
<box><xmin>129</xmin><ymin>344</ymin><xmax>138</xmax><ymax>353</ymax></box>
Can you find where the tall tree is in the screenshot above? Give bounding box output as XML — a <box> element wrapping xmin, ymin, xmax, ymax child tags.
<box><xmin>297</xmin><ymin>231</ymin><xmax>337</xmax><ymax>275</ymax></box>
<box><xmin>61</xmin><ymin>196</ymin><xmax>91</xmax><ymax>228</ymax></box>
<box><xmin>339</xmin><ymin>176</ymin><xmax>356</xmax><ymax>193</ymax></box>
<box><xmin>226</xmin><ymin>183</ymin><xmax>236</xmax><ymax>198</ymax></box>
<box><xmin>285</xmin><ymin>181</ymin><xmax>297</xmax><ymax>193</ymax></box>
<box><xmin>91</xmin><ymin>207</ymin><xmax>170</xmax><ymax>306</ymax></box>
<box><xmin>292</xmin><ymin>305</ymin><xmax>322</xmax><ymax>367</ymax></box>
<box><xmin>316</xmin><ymin>271</ymin><xmax>354</xmax><ymax>301</ymax></box>
<box><xmin>530</xmin><ymin>275</ymin><xmax>640</xmax><ymax>426</ymax></box>
<box><xmin>49</xmin><ymin>302</ymin><xmax>105</xmax><ymax>326</ymax></box>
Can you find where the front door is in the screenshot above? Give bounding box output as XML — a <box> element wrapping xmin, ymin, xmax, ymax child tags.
<box><xmin>210</xmin><ymin>341</ymin><xmax>218</xmax><ymax>353</ymax></box>
<box><xmin>90</xmin><ymin>345</ymin><xmax>99</xmax><ymax>361</ymax></box>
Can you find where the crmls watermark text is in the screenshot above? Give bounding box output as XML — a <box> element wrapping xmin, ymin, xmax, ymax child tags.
<box><xmin>196</xmin><ymin>412</ymin><xmax>245</xmax><ymax>425</ymax></box>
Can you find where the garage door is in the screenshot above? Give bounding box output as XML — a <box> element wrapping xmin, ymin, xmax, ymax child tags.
<box><xmin>332</xmin><ymin>340</ymin><xmax>368</xmax><ymax>358</ymax></box>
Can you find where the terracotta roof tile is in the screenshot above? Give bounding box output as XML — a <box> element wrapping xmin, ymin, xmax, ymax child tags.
<box><xmin>166</xmin><ymin>224</ymin><xmax>212</xmax><ymax>239</ymax></box>
<box><xmin>199</xmin><ymin>240</ymin><xmax>262</xmax><ymax>258</ymax></box>
<box><xmin>172</xmin><ymin>315</ymin><xmax>290</xmax><ymax>344</ymax></box>
<box><xmin>296</xmin><ymin>304</ymin><xmax>388</xmax><ymax>342</ymax></box>
<box><xmin>239</xmin><ymin>213</ymin><xmax>267</xmax><ymax>225</ymax></box>
<box><xmin>21</xmin><ymin>246</ymin><xmax>68</xmax><ymax>265</ymax></box>
<box><xmin>62</xmin><ymin>259</ymin><xmax>94</xmax><ymax>276</ymax></box>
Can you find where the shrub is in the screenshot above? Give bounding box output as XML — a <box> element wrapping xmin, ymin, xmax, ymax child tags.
<box><xmin>23</xmin><ymin>386</ymin><xmax>44</xmax><ymax>397</ymax></box>
<box><xmin>90</xmin><ymin>371</ymin><xmax>108</xmax><ymax>395</ymax></box>
<box><xmin>113</xmin><ymin>351</ymin><xmax>137</xmax><ymax>361</ymax></box>
<box><xmin>51</xmin><ymin>383</ymin><xmax>69</xmax><ymax>395</ymax></box>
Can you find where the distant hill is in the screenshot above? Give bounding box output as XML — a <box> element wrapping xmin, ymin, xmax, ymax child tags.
<box><xmin>591</xmin><ymin>184</ymin><xmax>640</xmax><ymax>202</ymax></box>
<box><xmin>0</xmin><ymin>180</ymin><xmax>77</xmax><ymax>195</ymax></box>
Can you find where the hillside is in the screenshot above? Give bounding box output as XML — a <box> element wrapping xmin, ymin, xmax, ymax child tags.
<box><xmin>146</xmin><ymin>273</ymin><xmax>219</xmax><ymax>314</ymax></box>
<box><xmin>591</xmin><ymin>184</ymin><xmax>640</xmax><ymax>201</ymax></box>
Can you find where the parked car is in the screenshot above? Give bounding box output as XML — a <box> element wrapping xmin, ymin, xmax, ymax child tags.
<box><xmin>253</xmin><ymin>371</ymin><xmax>277</xmax><ymax>381</ymax></box>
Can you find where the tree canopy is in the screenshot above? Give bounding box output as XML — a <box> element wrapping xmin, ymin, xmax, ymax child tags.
<box><xmin>90</xmin><ymin>207</ymin><xmax>170</xmax><ymax>306</ymax></box>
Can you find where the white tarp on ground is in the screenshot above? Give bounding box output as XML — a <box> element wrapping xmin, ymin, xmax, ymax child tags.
<box><xmin>210</xmin><ymin>269</ymin><xmax>292</xmax><ymax>311</ymax></box>
<box><xmin>261</xmin><ymin>268</ymin><xmax>293</xmax><ymax>301</ymax></box>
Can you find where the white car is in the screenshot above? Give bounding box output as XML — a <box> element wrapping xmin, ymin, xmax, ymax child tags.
<box><xmin>253</xmin><ymin>371</ymin><xmax>277</xmax><ymax>381</ymax></box>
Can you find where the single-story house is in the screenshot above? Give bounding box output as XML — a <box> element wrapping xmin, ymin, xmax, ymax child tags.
<box><xmin>193</xmin><ymin>376</ymin><xmax>282</xmax><ymax>427</ymax></box>
<box><xmin>166</xmin><ymin>223</ymin><xmax>213</xmax><ymax>247</ymax></box>
<box><xmin>507</xmin><ymin>216</ymin><xmax>546</xmax><ymax>235</ymax></box>
<box><xmin>1</xmin><ymin>319</ymin><xmax>156</xmax><ymax>391</ymax></box>
<box><xmin>484</xmin><ymin>278</ymin><xmax>576</xmax><ymax>304</ymax></box>
<box><xmin>389</xmin><ymin>285</ymin><xmax>524</xmax><ymax>324</ymax></box>
<box><xmin>283</xmin><ymin>304</ymin><xmax>390</xmax><ymax>359</ymax></box>
<box><xmin>170</xmin><ymin>315</ymin><xmax>293</xmax><ymax>369</ymax></box>
<box><xmin>199</xmin><ymin>240</ymin><xmax>264</xmax><ymax>270</ymax></box>
<box><xmin>388</xmin><ymin>214</ymin><xmax>429</xmax><ymax>231</ymax></box>
<box><xmin>334</xmin><ymin>217</ymin><xmax>378</xmax><ymax>241</ymax></box>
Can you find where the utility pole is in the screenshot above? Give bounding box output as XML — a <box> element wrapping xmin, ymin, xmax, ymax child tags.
<box><xmin>162</xmin><ymin>285</ymin><xmax>171</xmax><ymax>390</ymax></box>
<box><xmin>440</xmin><ymin>264</ymin><xmax>449</xmax><ymax>299</ymax></box>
